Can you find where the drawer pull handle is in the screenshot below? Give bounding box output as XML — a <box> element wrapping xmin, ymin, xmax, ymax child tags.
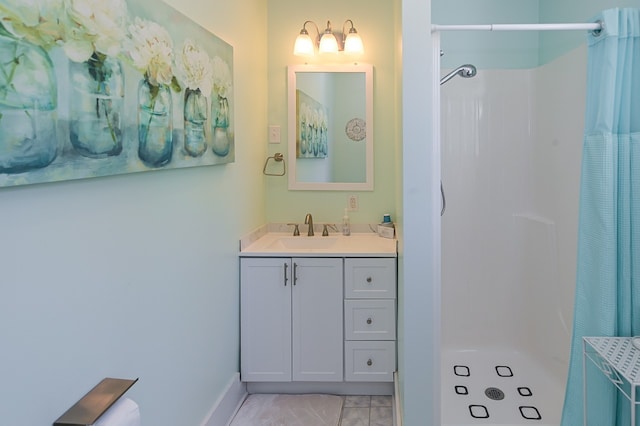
<box><xmin>284</xmin><ymin>263</ymin><xmax>288</xmax><ymax>286</ymax></box>
<box><xmin>367</xmin><ymin>359</ymin><xmax>373</xmax><ymax>366</ymax></box>
<box><xmin>366</xmin><ymin>277</ymin><xmax>372</xmax><ymax>283</ymax></box>
<box><xmin>366</xmin><ymin>318</ymin><xmax>373</xmax><ymax>325</ymax></box>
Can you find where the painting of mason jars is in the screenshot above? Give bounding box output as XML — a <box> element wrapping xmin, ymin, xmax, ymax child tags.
<box><xmin>296</xmin><ymin>90</ymin><xmax>328</xmax><ymax>159</ymax></box>
<box><xmin>0</xmin><ymin>0</ymin><xmax>234</xmax><ymax>188</ymax></box>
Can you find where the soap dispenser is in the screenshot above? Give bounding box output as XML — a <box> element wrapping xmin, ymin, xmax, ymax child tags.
<box><xmin>342</xmin><ymin>208</ymin><xmax>351</xmax><ymax>236</ymax></box>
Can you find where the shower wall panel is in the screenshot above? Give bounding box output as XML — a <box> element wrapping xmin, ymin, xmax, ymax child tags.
<box><xmin>441</xmin><ymin>68</ymin><xmax>535</xmax><ymax>350</ymax></box>
<box><xmin>441</xmin><ymin>46</ymin><xmax>584</xmax><ymax>380</ymax></box>
<box><xmin>529</xmin><ymin>45</ymin><xmax>585</xmax><ymax>378</ymax></box>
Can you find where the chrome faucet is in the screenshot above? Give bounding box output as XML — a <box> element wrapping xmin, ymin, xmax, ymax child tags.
<box><xmin>304</xmin><ymin>213</ymin><xmax>314</xmax><ymax>236</ymax></box>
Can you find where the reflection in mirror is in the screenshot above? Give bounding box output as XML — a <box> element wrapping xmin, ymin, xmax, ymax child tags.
<box><xmin>287</xmin><ymin>64</ymin><xmax>373</xmax><ymax>190</ymax></box>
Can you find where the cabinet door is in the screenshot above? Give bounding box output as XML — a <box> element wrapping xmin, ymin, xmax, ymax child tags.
<box><xmin>240</xmin><ymin>258</ymin><xmax>292</xmax><ymax>382</ymax></box>
<box><xmin>292</xmin><ymin>258</ymin><xmax>343</xmax><ymax>381</ymax></box>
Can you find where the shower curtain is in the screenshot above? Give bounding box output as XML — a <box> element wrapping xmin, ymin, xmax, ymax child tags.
<box><xmin>562</xmin><ymin>8</ymin><xmax>640</xmax><ymax>426</ymax></box>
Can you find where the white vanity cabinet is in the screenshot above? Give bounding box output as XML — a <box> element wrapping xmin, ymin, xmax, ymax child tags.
<box><xmin>239</xmin><ymin>232</ymin><xmax>398</xmax><ymax>392</ymax></box>
<box><xmin>240</xmin><ymin>257</ymin><xmax>343</xmax><ymax>382</ymax></box>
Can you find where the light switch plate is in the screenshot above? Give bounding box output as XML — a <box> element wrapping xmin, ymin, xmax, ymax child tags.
<box><xmin>269</xmin><ymin>125</ymin><xmax>280</xmax><ymax>143</ymax></box>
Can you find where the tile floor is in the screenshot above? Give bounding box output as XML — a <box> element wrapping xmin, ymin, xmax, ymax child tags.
<box><xmin>339</xmin><ymin>395</ymin><xmax>393</xmax><ymax>426</ymax></box>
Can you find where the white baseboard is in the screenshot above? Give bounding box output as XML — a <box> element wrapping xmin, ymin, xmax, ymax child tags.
<box><xmin>246</xmin><ymin>381</ymin><xmax>393</xmax><ymax>395</ymax></box>
<box><xmin>394</xmin><ymin>371</ymin><xmax>402</xmax><ymax>426</ymax></box>
<box><xmin>200</xmin><ymin>373</ymin><xmax>247</xmax><ymax>426</ymax></box>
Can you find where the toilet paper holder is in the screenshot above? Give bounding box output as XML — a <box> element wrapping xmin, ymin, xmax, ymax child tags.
<box><xmin>54</xmin><ymin>377</ymin><xmax>138</xmax><ymax>426</ymax></box>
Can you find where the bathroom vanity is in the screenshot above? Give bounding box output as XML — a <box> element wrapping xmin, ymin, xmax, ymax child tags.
<box><xmin>239</xmin><ymin>230</ymin><xmax>397</xmax><ymax>394</ymax></box>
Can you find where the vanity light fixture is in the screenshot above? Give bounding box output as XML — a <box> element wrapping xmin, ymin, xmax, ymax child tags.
<box><xmin>293</xmin><ymin>19</ymin><xmax>364</xmax><ymax>57</ymax></box>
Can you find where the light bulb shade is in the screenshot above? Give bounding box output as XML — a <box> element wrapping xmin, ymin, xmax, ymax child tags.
<box><xmin>344</xmin><ymin>32</ymin><xmax>364</xmax><ymax>55</ymax></box>
<box><xmin>293</xmin><ymin>33</ymin><xmax>315</xmax><ymax>56</ymax></box>
<box><xmin>319</xmin><ymin>33</ymin><xmax>339</xmax><ymax>54</ymax></box>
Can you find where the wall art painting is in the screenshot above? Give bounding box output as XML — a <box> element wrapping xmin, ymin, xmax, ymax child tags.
<box><xmin>296</xmin><ymin>90</ymin><xmax>328</xmax><ymax>159</ymax></box>
<box><xmin>0</xmin><ymin>0</ymin><xmax>234</xmax><ymax>188</ymax></box>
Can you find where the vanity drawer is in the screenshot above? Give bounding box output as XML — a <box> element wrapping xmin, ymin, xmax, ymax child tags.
<box><xmin>344</xmin><ymin>300</ymin><xmax>396</xmax><ymax>341</ymax></box>
<box><xmin>344</xmin><ymin>258</ymin><xmax>396</xmax><ymax>299</ymax></box>
<box><xmin>344</xmin><ymin>341</ymin><xmax>395</xmax><ymax>382</ymax></box>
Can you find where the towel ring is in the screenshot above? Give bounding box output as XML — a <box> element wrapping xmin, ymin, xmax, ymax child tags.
<box><xmin>263</xmin><ymin>152</ymin><xmax>286</xmax><ymax>176</ymax></box>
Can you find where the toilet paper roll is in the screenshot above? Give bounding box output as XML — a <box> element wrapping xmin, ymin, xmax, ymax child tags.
<box><xmin>94</xmin><ymin>397</ymin><xmax>140</xmax><ymax>426</ymax></box>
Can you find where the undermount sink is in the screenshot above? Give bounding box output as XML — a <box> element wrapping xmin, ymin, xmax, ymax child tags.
<box><xmin>267</xmin><ymin>237</ymin><xmax>338</xmax><ymax>250</ymax></box>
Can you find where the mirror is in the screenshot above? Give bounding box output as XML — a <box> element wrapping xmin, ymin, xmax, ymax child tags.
<box><xmin>287</xmin><ymin>64</ymin><xmax>373</xmax><ymax>190</ymax></box>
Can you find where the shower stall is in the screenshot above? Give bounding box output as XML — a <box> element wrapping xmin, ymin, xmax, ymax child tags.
<box><xmin>436</xmin><ymin>38</ymin><xmax>587</xmax><ymax>425</ymax></box>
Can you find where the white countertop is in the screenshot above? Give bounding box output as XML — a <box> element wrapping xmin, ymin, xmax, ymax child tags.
<box><xmin>239</xmin><ymin>232</ymin><xmax>397</xmax><ymax>257</ymax></box>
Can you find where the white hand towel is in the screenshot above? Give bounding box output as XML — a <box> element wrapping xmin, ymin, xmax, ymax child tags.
<box><xmin>93</xmin><ymin>397</ymin><xmax>140</xmax><ymax>426</ymax></box>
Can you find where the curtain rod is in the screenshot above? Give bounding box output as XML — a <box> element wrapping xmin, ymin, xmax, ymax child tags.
<box><xmin>432</xmin><ymin>23</ymin><xmax>602</xmax><ymax>33</ymax></box>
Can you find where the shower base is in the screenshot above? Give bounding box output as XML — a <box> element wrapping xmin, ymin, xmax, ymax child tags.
<box><xmin>441</xmin><ymin>348</ymin><xmax>564</xmax><ymax>426</ymax></box>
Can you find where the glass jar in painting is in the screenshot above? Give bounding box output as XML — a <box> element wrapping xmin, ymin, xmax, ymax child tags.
<box><xmin>69</xmin><ymin>53</ymin><xmax>124</xmax><ymax>158</ymax></box>
<box><xmin>307</xmin><ymin>122</ymin><xmax>313</xmax><ymax>157</ymax></box>
<box><xmin>0</xmin><ymin>25</ymin><xmax>57</xmax><ymax>173</ymax></box>
<box><xmin>300</xmin><ymin>117</ymin><xmax>307</xmax><ymax>155</ymax></box>
<box><xmin>211</xmin><ymin>95</ymin><xmax>230</xmax><ymax>156</ymax></box>
<box><xmin>138</xmin><ymin>78</ymin><xmax>173</xmax><ymax>167</ymax></box>
<box><xmin>183</xmin><ymin>88</ymin><xmax>208</xmax><ymax>157</ymax></box>
<box><xmin>312</xmin><ymin>126</ymin><xmax>319</xmax><ymax>156</ymax></box>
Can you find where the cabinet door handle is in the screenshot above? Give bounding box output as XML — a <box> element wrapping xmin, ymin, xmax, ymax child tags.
<box><xmin>293</xmin><ymin>262</ymin><xmax>298</xmax><ymax>285</ymax></box>
<box><xmin>366</xmin><ymin>276</ymin><xmax>373</xmax><ymax>283</ymax></box>
<box><xmin>367</xmin><ymin>359</ymin><xmax>373</xmax><ymax>366</ymax></box>
<box><xmin>366</xmin><ymin>317</ymin><xmax>373</xmax><ymax>325</ymax></box>
<box><xmin>283</xmin><ymin>263</ymin><xmax>289</xmax><ymax>286</ymax></box>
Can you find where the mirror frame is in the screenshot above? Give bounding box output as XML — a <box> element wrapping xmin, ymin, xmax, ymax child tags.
<box><xmin>287</xmin><ymin>63</ymin><xmax>374</xmax><ymax>191</ymax></box>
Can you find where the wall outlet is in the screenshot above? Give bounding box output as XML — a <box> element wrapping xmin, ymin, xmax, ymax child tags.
<box><xmin>347</xmin><ymin>195</ymin><xmax>359</xmax><ymax>211</ymax></box>
<box><xmin>268</xmin><ymin>125</ymin><xmax>280</xmax><ymax>143</ymax></box>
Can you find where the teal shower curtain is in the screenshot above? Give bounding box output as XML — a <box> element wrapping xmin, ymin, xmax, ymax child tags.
<box><xmin>562</xmin><ymin>8</ymin><xmax>640</xmax><ymax>426</ymax></box>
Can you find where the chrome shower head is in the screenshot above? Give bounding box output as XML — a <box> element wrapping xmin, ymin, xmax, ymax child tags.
<box><xmin>440</xmin><ymin>64</ymin><xmax>477</xmax><ymax>86</ymax></box>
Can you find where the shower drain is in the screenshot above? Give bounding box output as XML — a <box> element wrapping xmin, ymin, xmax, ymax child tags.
<box><xmin>485</xmin><ymin>387</ymin><xmax>505</xmax><ymax>401</ymax></box>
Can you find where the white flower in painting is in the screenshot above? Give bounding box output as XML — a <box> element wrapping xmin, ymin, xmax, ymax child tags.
<box><xmin>0</xmin><ymin>0</ymin><xmax>41</xmax><ymax>27</ymax></box>
<box><xmin>319</xmin><ymin>109</ymin><xmax>327</xmax><ymax>130</ymax></box>
<box><xmin>126</xmin><ymin>17</ymin><xmax>175</xmax><ymax>86</ymax></box>
<box><xmin>212</xmin><ymin>56</ymin><xmax>232</xmax><ymax>99</ymax></box>
<box><xmin>0</xmin><ymin>0</ymin><xmax>65</xmax><ymax>49</ymax></box>
<box><xmin>176</xmin><ymin>39</ymin><xmax>213</xmax><ymax>95</ymax></box>
<box><xmin>62</xmin><ymin>0</ymin><xmax>128</xmax><ymax>62</ymax></box>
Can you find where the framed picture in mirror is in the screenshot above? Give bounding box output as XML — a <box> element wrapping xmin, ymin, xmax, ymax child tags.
<box><xmin>296</xmin><ymin>90</ymin><xmax>328</xmax><ymax>159</ymax></box>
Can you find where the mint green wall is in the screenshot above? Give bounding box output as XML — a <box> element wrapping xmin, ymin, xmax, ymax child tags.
<box><xmin>539</xmin><ymin>0</ymin><xmax>638</xmax><ymax>64</ymax></box>
<box><xmin>266</xmin><ymin>0</ymin><xmax>398</xmax><ymax>226</ymax></box>
<box><xmin>434</xmin><ymin>0</ymin><xmax>639</xmax><ymax>69</ymax></box>
<box><xmin>0</xmin><ymin>1</ymin><xmax>267</xmax><ymax>425</ymax></box>
<box><xmin>433</xmin><ymin>0</ymin><xmax>540</xmax><ymax>69</ymax></box>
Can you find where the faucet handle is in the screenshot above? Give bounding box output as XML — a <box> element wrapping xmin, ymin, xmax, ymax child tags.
<box><xmin>287</xmin><ymin>223</ymin><xmax>300</xmax><ymax>236</ymax></box>
<box><xmin>322</xmin><ymin>224</ymin><xmax>338</xmax><ymax>236</ymax></box>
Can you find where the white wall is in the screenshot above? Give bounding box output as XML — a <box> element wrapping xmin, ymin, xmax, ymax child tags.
<box><xmin>400</xmin><ymin>0</ymin><xmax>440</xmax><ymax>423</ymax></box>
<box><xmin>0</xmin><ymin>0</ymin><xmax>267</xmax><ymax>425</ymax></box>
